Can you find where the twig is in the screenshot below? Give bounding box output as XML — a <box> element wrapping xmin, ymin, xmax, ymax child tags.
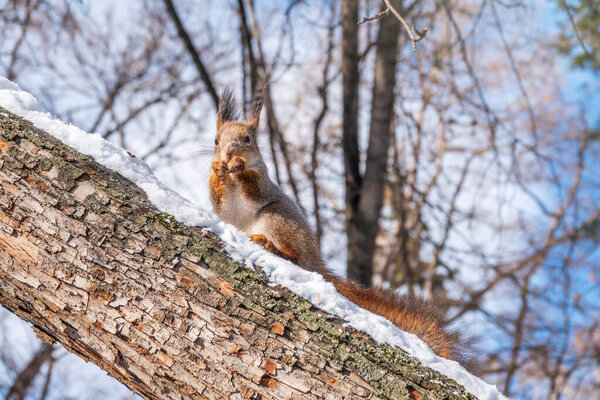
<box><xmin>357</xmin><ymin>1</ymin><xmax>428</xmax><ymax>51</ymax></box>
<box><xmin>563</xmin><ymin>2</ymin><xmax>593</xmax><ymax>62</ymax></box>
<box><xmin>384</xmin><ymin>0</ymin><xmax>428</xmax><ymax>50</ymax></box>
<box><xmin>357</xmin><ymin>9</ymin><xmax>390</xmax><ymax>25</ymax></box>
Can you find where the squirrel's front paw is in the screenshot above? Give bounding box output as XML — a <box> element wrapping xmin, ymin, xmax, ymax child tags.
<box><xmin>212</xmin><ymin>160</ymin><xmax>228</xmax><ymax>178</ymax></box>
<box><xmin>228</xmin><ymin>156</ymin><xmax>246</xmax><ymax>173</ymax></box>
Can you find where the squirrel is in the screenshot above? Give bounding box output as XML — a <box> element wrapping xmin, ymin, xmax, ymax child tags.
<box><xmin>209</xmin><ymin>85</ymin><xmax>472</xmax><ymax>368</ymax></box>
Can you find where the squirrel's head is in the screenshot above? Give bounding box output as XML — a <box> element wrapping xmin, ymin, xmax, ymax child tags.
<box><xmin>214</xmin><ymin>84</ymin><xmax>265</xmax><ymax>164</ymax></box>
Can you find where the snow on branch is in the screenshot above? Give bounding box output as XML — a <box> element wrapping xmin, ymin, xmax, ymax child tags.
<box><xmin>0</xmin><ymin>77</ymin><xmax>506</xmax><ymax>400</ymax></box>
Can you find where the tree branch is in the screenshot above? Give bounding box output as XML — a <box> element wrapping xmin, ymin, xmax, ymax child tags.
<box><xmin>0</xmin><ymin>108</ymin><xmax>477</xmax><ymax>400</ymax></box>
<box><xmin>358</xmin><ymin>0</ymin><xmax>428</xmax><ymax>50</ymax></box>
<box><xmin>357</xmin><ymin>8</ymin><xmax>390</xmax><ymax>25</ymax></box>
<box><xmin>5</xmin><ymin>343</ymin><xmax>53</xmax><ymax>400</ymax></box>
<box><xmin>163</xmin><ymin>0</ymin><xmax>220</xmax><ymax>110</ymax></box>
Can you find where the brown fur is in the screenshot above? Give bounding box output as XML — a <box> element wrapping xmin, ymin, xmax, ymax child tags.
<box><xmin>323</xmin><ymin>274</ymin><xmax>469</xmax><ymax>364</ymax></box>
<box><xmin>209</xmin><ymin>171</ymin><xmax>227</xmax><ymax>209</ymax></box>
<box><xmin>217</xmin><ymin>88</ymin><xmax>239</xmax><ymax>131</ymax></box>
<box><xmin>209</xmin><ymin>85</ymin><xmax>473</xmax><ymax>368</ymax></box>
<box><xmin>249</xmin><ymin>234</ymin><xmax>295</xmax><ymax>261</ymax></box>
<box><xmin>235</xmin><ymin>169</ymin><xmax>263</xmax><ymax>202</ymax></box>
<box><xmin>263</xmin><ymin>228</ymin><xmax>301</xmax><ymax>264</ymax></box>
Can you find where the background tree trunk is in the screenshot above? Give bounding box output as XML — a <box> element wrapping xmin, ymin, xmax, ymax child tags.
<box><xmin>343</xmin><ymin>1</ymin><xmax>401</xmax><ymax>286</ymax></box>
<box><xmin>341</xmin><ymin>0</ymin><xmax>363</xmax><ymax>284</ymax></box>
<box><xmin>0</xmin><ymin>108</ymin><xmax>476</xmax><ymax>399</ymax></box>
<box><xmin>5</xmin><ymin>343</ymin><xmax>54</xmax><ymax>400</ymax></box>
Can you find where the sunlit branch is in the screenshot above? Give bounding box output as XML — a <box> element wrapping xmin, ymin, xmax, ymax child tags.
<box><xmin>358</xmin><ymin>0</ymin><xmax>428</xmax><ymax>50</ymax></box>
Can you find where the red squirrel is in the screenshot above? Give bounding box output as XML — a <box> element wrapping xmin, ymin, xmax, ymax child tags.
<box><xmin>209</xmin><ymin>85</ymin><xmax>471</xmax><ymax>366</ymax></box>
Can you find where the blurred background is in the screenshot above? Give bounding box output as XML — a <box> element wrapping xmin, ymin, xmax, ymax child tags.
<box><xmin>1</xmin><ymin>0</ymin><xmax>599</xmax><ymax>398</ymax></box>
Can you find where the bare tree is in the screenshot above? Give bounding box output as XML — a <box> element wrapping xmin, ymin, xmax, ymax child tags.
<box><xmin>1</xmin><ymin>1</ymin><xmax>599</xmax><ymax>398</ymax></box>
<box><xmin>345</xmin><ymin>0</ymin><xmax>402</xmax><ymax>285</ymax></box>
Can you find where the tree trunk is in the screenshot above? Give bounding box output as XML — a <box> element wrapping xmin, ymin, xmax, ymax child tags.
<box><xmin>344</xmin><ymin>1</ymin><xmax>401</xmax><ymax>286</ymax></box>
<box><xmin>341</xmin><ymin>0</ymin><xmax>363</xmax><ymax>284</ymax></box>
<box><xmin>0</xmin><ymin>108</ymin><xmax>476</xmax><ymax>399</ymax></box>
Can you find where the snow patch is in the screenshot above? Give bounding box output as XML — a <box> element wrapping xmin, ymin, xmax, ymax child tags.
<box><xmin>0</xmin><ymin>76</ymin><xmax>508</xmax><ymax>400</ymax></box>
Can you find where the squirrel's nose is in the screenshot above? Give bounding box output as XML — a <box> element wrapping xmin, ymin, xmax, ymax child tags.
<box><xmin>226</xmin><ymin>147</ymin><xmax>235</xmax><ymax>161</ymax></box>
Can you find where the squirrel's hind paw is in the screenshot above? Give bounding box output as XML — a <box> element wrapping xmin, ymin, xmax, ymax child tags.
<box><xmin>250</xmin><ymin>234</ymin><xmax>269</xmax><ymax>247</ymax></box>
<box><xmin>249</xmin><ymin>234</ymin><xmax>296</xmax><ymax>263</ymax></box>
<box><xmin>250</xmin><ymin>234</ymin><xmax>279</xmax><ymax>253</ymax></box>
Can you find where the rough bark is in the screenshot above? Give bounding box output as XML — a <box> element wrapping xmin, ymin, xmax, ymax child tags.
<box><xmin>0</xmin><ymin>108</ymin><xmax>477</xmax><ymax>400</ymax></box>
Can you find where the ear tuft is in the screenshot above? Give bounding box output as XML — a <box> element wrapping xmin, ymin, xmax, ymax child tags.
<box><xmin>248</xmin><ymin>81</ymin><xmax>266</xmax><ymax>130</ymax></box>
<box><xmin>217</xmin><ymin>88</ymin><xmax>239</xmax><ymax>130</ymax></box>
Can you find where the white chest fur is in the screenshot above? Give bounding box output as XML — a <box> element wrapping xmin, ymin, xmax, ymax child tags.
<box><xmin>218</xmin><ymin>186</ymin><xmax>260</xmax><ymax>233</ymax></box>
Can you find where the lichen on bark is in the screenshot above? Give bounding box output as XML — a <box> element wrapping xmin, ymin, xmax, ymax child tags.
<box><xmin>0</xmin><ymin>107</ymin><xmax>478</xmax><ymax>399</ymax></box>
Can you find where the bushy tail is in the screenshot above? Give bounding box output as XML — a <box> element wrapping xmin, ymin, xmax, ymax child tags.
<box><xmin>261</xmin><ymin>241</ymin><xmax>475</xmax><ymax>369</ymax></box>
<box><xmin>323</xmin><ymin>273</ymin><xmax>475</xmax><ymax>370</ymax></box>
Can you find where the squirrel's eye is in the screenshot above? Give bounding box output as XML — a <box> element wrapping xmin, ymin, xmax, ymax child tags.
<box><xmin>214</xmin><ymin>138</ymin><xmax>219</xmax><ymax>145</ymax></box>
<box><xmin>244</xmin><ymin>136</ymin><xmax>251</xmax><ymax>143</ymax></box>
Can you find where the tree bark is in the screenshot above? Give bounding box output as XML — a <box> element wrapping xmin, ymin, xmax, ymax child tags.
<box><xmin>0</xmin><ymin>108</ymin><xmax>476</xmax><ymax>399</ymax></box>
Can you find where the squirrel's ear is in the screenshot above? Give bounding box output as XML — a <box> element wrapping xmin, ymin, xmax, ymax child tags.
<box><xmin>247</xmin><ymin>81</ymin><xmax>266</xmax><ymax>131</ymax></box>
<box><xmin>217</xmin><ymin>88</ymin><xmax>238</xmax><ymax>131</ymax></box>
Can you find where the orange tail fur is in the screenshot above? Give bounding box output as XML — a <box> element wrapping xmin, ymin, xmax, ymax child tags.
<box><xmin>249</xmin><ymin>236</ymin><xmax>475</xmax><ymax>369</ymax></box>
<box><xmin>323</xmin><ymin>273</ymin><xmax>475</xmax><ymax>369</ymax></box>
